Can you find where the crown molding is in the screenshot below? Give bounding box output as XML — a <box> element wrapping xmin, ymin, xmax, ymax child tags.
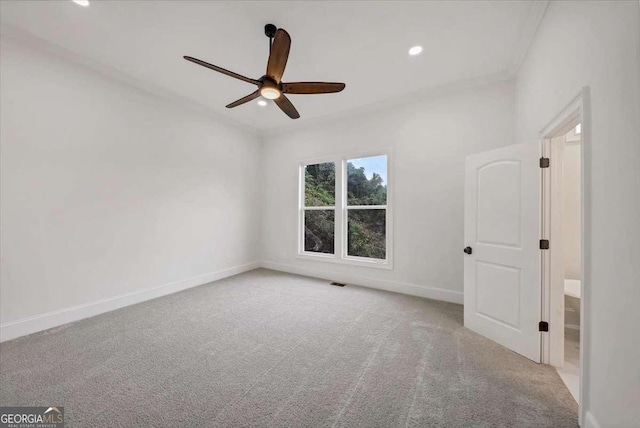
<box><xmin>508</xmin><ymin>0</ymin><xmax>549</xmax><ymax>76</ymax></box>
<box><xmin>0</xmin><ymin>23</ymin><xmax>261</xmax><ymax>138</ymax></box>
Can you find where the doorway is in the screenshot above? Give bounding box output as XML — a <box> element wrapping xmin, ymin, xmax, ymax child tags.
<box><xmin>552</xmin><ymin>123</ymin><xmax>582</xmax><ymax>402</ymax></box>
<box><xmin>464</xmin><ymin>88</ymin><xmax>590</xmax><ymax>425</ymax></box>
<box><xmin>540</xmin><ymin>88</ymin><xmax>590</xmax><ymax>425</ymax></box>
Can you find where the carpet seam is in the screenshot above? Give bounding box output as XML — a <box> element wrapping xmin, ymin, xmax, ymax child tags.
<box><xmin>331</xmin><ymin>319</ymin><xmax>403</xmax><ymax>428</ymax></box>
<box><xmin>403</xmin><ymin>328</ymin><xmax>434</xmax><ymax>427</ymax></box>
<box><xmin>266</xmin><ymin>310</ymin><xmax>369</xmax><ymax>424</ymax></box>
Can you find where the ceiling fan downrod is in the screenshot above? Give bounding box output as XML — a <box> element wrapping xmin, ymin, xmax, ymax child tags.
<box><xmin>265</xmin><ymin>23</ymin><xmax>277</xmax><ymax>53</ymax></box>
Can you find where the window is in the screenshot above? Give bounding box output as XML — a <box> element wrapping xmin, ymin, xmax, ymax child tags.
<box><xmin>346</xmin><ymin>155</ymin><xmax>387</xmax><ymax>260</ymax></box>
<box><xmin>299</xmin><ymin>153</ymin><xmax>391</xmax><ymax>268</ymax></box>
<box><xmin>302</xmin><ymin>162</ymin><xmax>335</xmax><ymax>254</ymax></box>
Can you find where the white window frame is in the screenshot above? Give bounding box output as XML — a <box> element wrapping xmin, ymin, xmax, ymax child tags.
<box><xmin>297</xmin><ymin>149</ymin><xmax>393</xmax><ymax>270</ymax></box>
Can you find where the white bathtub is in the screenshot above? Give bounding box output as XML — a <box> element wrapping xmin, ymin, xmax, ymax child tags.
<box><xmin>564</xmin><ymin>279</ymin><xmax>581</xmax><ymax>328</ymax></box>
<box><xmin>564</xmin><ymin>279</ymin><xmax>581</xmax><ymax>299</ymax></box>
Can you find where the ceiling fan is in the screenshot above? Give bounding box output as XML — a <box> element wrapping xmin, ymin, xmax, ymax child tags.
<box><xmin>184</xmin><ymin>24</ymin><xmax>345</xmax><ymax>119</ymax></box>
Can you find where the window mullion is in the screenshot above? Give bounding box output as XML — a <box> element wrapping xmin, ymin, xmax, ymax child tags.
<box><xmin>346</xmin><ymin>205</ymin><xmax>388</xmax><ymax>210</ymax></box>
<box><xmin>342</xmin><ymin>159</ymin><xmax>348</xmax><ymax>260</ymax></box>
<box><xmin>299</xmin><ymin>164</ymin><xmax>305</xmax><ymax>253</ymax></box>
<box><xmin>303</xmin><ymin>206</ymin><xmax>335</xmax><ymax>211</ymax></box>
<box><xmin>335</xmin><ymin>158</ymin><xmax>344</xmax><ymax>260</ymax></box>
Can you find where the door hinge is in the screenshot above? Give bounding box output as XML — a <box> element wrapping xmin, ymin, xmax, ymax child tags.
<box><xmin>540</xmin><ymin>239</ymin><xmax>550</xmax><ymax>250</ymax></box>
<box><xmin>539</xmin><ymin>321</ymin><xmax>549</xmax><ymax>332</ymax></box>
<box><xmin>540</xmin><ymin>157</ymin><xmax>550</xmax><ymax>168</ymax></box>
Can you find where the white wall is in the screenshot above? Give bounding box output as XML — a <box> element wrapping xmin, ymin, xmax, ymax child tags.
<box><xmin>563</xmin><ymin>142</ymin><xmax>581</xmax><ymax>280</ymax></box>
<box><xmin>515</xmin><ymin>1</ymin><xmax>640</xmax><ymax>426</ymax></box>
<box><xmin>0</xmin><ymin>39</ymin><xmax>262</xmax><ymax>339</ymax></box>
<box><xmin>261</xmin><ymin>80</ymin><xmax>515</xmax><ymax>303</ymax></box>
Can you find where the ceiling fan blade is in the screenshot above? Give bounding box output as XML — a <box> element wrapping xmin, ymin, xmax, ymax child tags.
<box><xmin>274</xmin><ymin>94</ymin><xmax>300</xmax><ymax>119</ymax></box>
<box><xmin>184</xmin><ymin>56</ymin><xmax>259</xmax><ymax>86</ymax></box>
<box><xmin>282</xmin><ymin>82</ymin><xmax>346</xmax><ymax>94</ymax></box>
<box><xmin>266</xmin><ymin>29</ymin><xmax>291</xmax><ymax>83</ymax></box>
<box><xmin>226</xmin><ymin>90</ymin><xmax>261</xmax><ymax>108</ymax></box>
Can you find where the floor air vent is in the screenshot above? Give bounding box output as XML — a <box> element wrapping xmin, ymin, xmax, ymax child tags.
<box><xmin>330</xmin><ymin>282</ymin><xmax>346</xmax><ymax>287</ymax></box>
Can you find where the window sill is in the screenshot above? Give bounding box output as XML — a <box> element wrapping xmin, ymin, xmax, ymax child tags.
<box><xmin>296</xmin><ymin>252</ymin><xmax>393</xmax><ymax>270</ymax></box>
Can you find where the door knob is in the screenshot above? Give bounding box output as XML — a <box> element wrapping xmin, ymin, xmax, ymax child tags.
<box><xmin>463</xmin><ymin>246</ymin><xmax>473</xmax><ymax>255</ymax></box>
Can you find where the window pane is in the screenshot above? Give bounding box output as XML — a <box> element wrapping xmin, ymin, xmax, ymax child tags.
<box><xmin>347</xmin><ymin>209</ymin><xmax>386</xmax><ymax>259</ymax></box>
<box><xmin>347</xmin><ymin>155</ymin><xmax>387</xmax><ymax>205</ymax></box>
<box><xmin>304</xmin><ymin>210</ymin><xmax>334</xmax><ymax>254</ymax></box>
<box><xmin>305</xmin><ymin>163</ymin><xmax>335</xmax><ymax>207</ymax></box>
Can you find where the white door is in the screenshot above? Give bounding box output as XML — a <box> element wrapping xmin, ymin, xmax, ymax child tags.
<box><xmin>464</xmin><ymin>142</ymin><xmax>541</xmax><ymax>362</ymax></box>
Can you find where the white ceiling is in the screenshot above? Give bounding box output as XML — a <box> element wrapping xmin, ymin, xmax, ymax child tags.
<box><xmin>0</xmin><ymin>1</ymin><xmax>540</xmax><ymax>131</ymax></box>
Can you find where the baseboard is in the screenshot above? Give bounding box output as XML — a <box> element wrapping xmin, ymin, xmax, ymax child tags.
<box><xmin>260</xmin><ymin>261</ymin><xmax>463</xmax><ymax>305</ymax></box>
<box><xmin>583</xmin><ymin>411</ymin><xmax>600</xmax><ymax>428</ymax></box>
<box><xmin>0</xmin><ymin>262</ymin><xmax>260</xmax><ymax>343</ymax></box>
<box><xmin>1</xmin><ymin>260</ymin><xmax>462</xmax><ymax>342</ymax></box>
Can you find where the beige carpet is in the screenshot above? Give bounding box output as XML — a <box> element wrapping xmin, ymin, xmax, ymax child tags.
<box><xmin>0</xmin><ymin>269</ymin><xmax>578</xmax><ymax>427</ymax></box>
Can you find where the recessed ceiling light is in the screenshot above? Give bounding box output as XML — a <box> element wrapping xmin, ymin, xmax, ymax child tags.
<box><xmin>408</xmin><ymin>46</ymin><xmax>423</xmax><ymax>56</ymax></box>
<box><xmin>72</xmin><ymin>0</ymin><xmax>90</xmax><ymax>6</ymax></box>
<box><xmin>257</xmin><ymin>100</ymin><xmax>267</xmax><ymax>107</ymax></box>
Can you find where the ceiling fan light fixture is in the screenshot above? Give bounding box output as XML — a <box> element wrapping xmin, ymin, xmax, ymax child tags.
<box><xmin>260</xmin><ymin>87</ymin><xmax>281</xmax><ymax>100</ymax></box>
<box><xmin>408</xmin><ymin>46</ymin><xmax>423</xmax><ymax>56</ymax></box>
<box><xmin>257</xmin><ymin>100</ymin><xmax>268</xmax><ymax>107</ymax></box>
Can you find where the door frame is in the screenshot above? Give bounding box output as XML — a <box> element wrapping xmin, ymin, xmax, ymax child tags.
<box><xmin>539</xmin><ymin>87</ymin><xmax>590</xmax><ymax>426</ymax></box>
